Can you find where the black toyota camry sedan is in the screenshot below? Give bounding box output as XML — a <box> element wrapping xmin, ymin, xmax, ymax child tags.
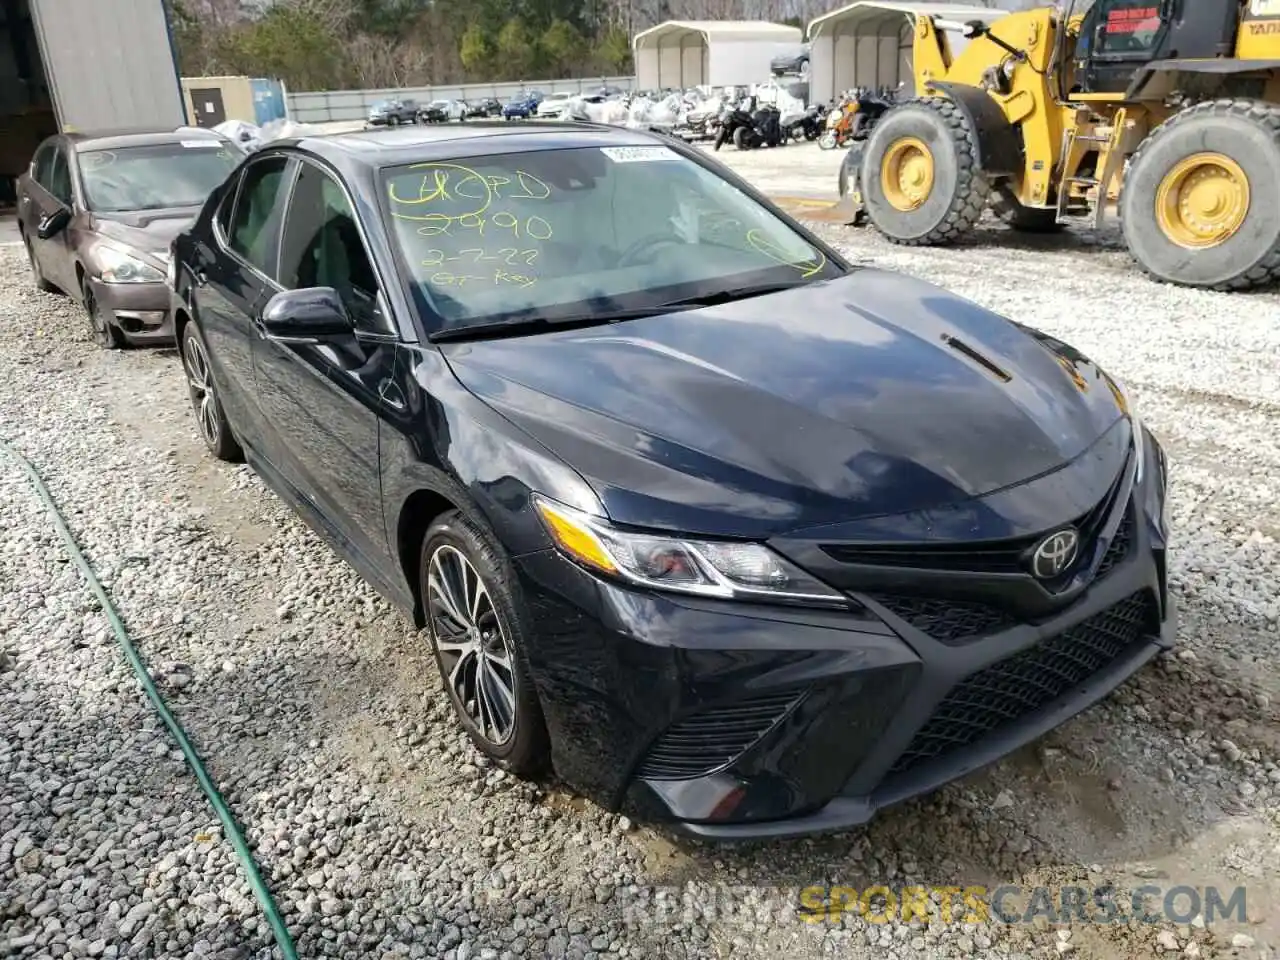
<box><xmin>168</xmin><ymin>122</ymin><xmax>1172</xmax><ymax>839</ymax></box>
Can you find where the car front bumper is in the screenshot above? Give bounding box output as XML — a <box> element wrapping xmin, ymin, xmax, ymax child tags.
<box><xmin>514</xmin><ymin>427</ymin><xmax>1172</xmax><ymax>839</ymax></box>
<box><xmin>89</xmin><ymin>277</ymin><xmax>174</xmax><ymax>345</ymax></box>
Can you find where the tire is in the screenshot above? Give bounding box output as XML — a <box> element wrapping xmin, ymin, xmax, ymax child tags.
<box><xmin>24</xmin><ymin>234</ymin><xmax>56</xmax><ymax>293</ymax></box>
<box><xmin>860</xmin><ymin>97</ymin><xmax>989</xmax><ymax>246</ymax></box>
<box><xmin>805</xmin><ymin>126</ymin><xmax>820</xmax><ymax>142</ymax></box>
<box><xmin>81</xmin><ymin>278</ymin><xmax>123</xmax><ymax>349</ymax></box>
<box><xmin>179</xmin><ymin>320</ymin><xmax>243</xmax><ymax>462</ymax></box>
<box><xmin>818</xmin><ymin>130</ymin><xmax>837</xmax><ymax>150</ymax></box>
<box><xmin>420</xmin><ymin>510</ymin><xmax>549</xmax><ymax>776</ymax></box>
<box><xmin>991</xmin><ymin>191</ymin><xmax>1063</xmax><ymax>233</ymax></box>
<box><xmin>1120</xmin><ymin>98</ymin><xmax>1280</xmax><ymax>291</ymax></box>
<box><xmin>733</xmin><ymin>126</ymin><xmax>750</xmax><ymax>150</ymax></box>
<box><xmin>713</xmin><ymin>127</ymin><xmax>727</xmax><ymax>151</ymax></box>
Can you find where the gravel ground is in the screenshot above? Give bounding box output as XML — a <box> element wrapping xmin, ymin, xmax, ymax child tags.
<box><xmin>1</xmin><ymin>151</ymin><xmax>1279</xmax><ymax>960</ymax></box>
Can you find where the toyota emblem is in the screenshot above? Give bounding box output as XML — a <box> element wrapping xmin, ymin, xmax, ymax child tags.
<box><xmin>1030</xmin><ymin>528</ymin><xmax>1080</xmax><ymax>580</ymax></box>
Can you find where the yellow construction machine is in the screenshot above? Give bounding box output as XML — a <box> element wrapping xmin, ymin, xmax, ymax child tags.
<box><xmin>840</xmin><ymin>0</ymin><xmax>1280</xmax><ymax>290</ymax></box>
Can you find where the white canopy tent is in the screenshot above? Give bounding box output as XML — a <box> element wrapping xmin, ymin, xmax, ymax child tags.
<box><xmin>806</xmin><ymin>1</ymin><xmax>1007</xmax><ymax>103</ymax></box>
<box><xmin>633</xmin><ymin>21</ymin><xmax>804</xmax><ymax>89</ymax></box>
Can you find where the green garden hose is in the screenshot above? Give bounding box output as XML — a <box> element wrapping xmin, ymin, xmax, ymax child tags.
<box><xmin>0</xmin><ymin>437</ymin><xmax>298</xmax><ymax>960</ymax></box>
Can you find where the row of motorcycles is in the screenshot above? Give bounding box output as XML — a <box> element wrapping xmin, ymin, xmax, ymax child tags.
<box><xmin>709</xmin><ymin>85</ymin><xmax>901</xmax><ymax>153</ymax></box>
<box><xmin>817</xmin><ymin>85</ymin><xmax>901</xmax><ymax>151</ymax></box>
<box><xmin>711</xmin><ymin>97</ymin><xmax>825</xmax><ymax>151</ymax></box>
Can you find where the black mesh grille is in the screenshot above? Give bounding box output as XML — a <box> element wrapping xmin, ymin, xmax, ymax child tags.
<box><xmin>887</xmin><ymin>591</ymin><xmax>1155</xmax><ymax>776</ymax></box>
<box><xmin>871</xmin><ymin>595</ymin><xmax>1017</xmax><ymax>645</ymax></box>
<box><xmin>1094</xmin><ymin>509</ymin><xmax>1133</xmax><ymax>580</ymax></box>
<box><xmin>635</xmin><ymin>690</ymin><xmax>804</xmax><ymax>781</ymax></box>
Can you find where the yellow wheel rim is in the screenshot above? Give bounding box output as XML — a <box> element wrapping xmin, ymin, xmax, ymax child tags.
<box><xmin>881</xmin><ymin>137</ymin><xmax>935</xmax><ymax>212</ymax></box>
<box><xmin>1154</xmin><ymin>152</ymin><xmax>1249</xmax><ymax>249</ymax></box>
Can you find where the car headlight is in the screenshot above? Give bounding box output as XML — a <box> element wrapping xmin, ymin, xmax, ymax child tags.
<box><xmin>533</xmin><ymin>495</ymin><xmax>847</xmax><ymax>607</ymax></box>
<box><xmin>98</xmin><ymin>246</ymin><xmax>165</xmax><ymax>284</ymax></box>
<box><xmin>1110</xmin><ymin>377</ymin><xmax>1145</xmax><ymax>485</ymax></box>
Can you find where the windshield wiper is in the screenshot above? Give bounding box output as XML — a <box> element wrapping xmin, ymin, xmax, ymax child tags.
<box><xmin>428</xmin><ymin>303</ymin><xmax>707</xmax><ymax>343</ymax></box>
<box><xmin>428</xmin><ymin>280</ymin><xmax>813</xmax><ymax>344</ymax></box>
<box><xmin>659</xmin><ymin>278</ymin><xmax>815</xmax><ymax>309</ymax></box>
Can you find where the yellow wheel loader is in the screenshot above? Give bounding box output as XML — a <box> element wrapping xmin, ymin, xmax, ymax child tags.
<box><xmin>845</xmin><ymin>0</ymin><xmax>1280</xmax><ymax>290</ymax></box>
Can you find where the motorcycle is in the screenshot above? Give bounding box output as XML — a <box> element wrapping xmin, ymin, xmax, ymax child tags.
<box><xmin>713</xmin><ymin>101</ymin><xmax>783</xmax><ymax>150</ymax></box>
<box><xmin>781</xmin><ymin>103</ymin><xmax>824</xmax><ymax>142</ymax></box>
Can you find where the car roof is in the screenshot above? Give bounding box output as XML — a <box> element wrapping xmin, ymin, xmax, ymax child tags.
<box><xmin>286</xmin><ymin>122</ymin><xmax>672</xmax><ymax>169</ymax></box>
<box><xmin>68</xmin><ymin>127</ymin><xmax>226</xmax><ymax>151</ymax></box>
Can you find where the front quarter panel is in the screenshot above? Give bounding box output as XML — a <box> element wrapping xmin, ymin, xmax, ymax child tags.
<box><xmin>380</xmin><ymin>344</ymin><xmax>603</xmax><ymax>589</ymax></box>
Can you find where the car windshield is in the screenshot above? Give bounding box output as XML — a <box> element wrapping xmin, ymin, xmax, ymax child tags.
<box><xmin>78</xmin><ymin>141</ymin><xmax>240</xmax><ymax>212</ymax></box>
<box><xmin>380</xmin><ymin>143</ymin><xmax>841</xmax><ymax>334</ymax></box>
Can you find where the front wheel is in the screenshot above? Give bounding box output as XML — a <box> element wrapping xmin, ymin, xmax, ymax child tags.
<box><xmin>818</xmin><ymin>131</ymin><xmax>837</xmax><ymax>150</ymax></box>
<box><xmin>733</xmin><ymin>126</ymin><xmax>751</xmax><ymax>150</ymax></box>
<box><xmin>713</xmin><ymin>128</ymin><xmax>727</xmax><ymax>151</ymax></box>
<box><xmin>82</xmin><ymin>279</ymin><xmax>123</xmax><ymax>349</ymax></box>
<box><xmin>860</xmin><ymin>97</ymin><xmax>989</xmax><ymax>246</ymax></box>
<box><xmin>421</xmin><ymin>510</ymin><xmax>549</xmax><ymax>775</ymax></box>
<box><xmin>180</xmin><ymin>321</ymin><xmax>243</xmax><ymax>462</ymax></box>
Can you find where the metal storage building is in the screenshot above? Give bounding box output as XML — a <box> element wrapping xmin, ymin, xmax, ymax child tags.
<box><xmin>1</xmin><ymin>0</ymin><xmax>185</xmax><ymax>203</ymax></box>
<box><xmin>633</xmin><ymin>21</ymin><xmax>803</xmax><ymax>89</ymax></box>
<box><xmin>806</xmin><ymin>1</ymin><xmax>1006</xmax><ymax>103</ymax></box>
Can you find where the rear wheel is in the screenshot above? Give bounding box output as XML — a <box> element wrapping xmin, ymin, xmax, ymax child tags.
<box><xmin>421</xmin><ymin>510</ymin><xmax>549</xmax><ymax>775</ymax></box>
<box><xmin>860</xmin><ymin>97</ymin><xmax>989</xmax><ymax>246</ymax></box>
<box><xmin>1121</xmin><ymin>99</ymin><xmax>1280</xmax><ymax>290</ymax></box>
<box><xmin>733</xmin><ymin>126</ymin><xmax>751</xmax><ymax>149</ymax></box>
<box><xmin>24</xmin><ymin>235</ymin><xmax>56</xmax><ymax>293</ymax></box>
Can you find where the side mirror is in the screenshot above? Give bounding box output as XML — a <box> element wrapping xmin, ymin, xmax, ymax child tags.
<box><xmin>37</xmin><ymin>205</ymin><xmax>71</xmax><ymax>240</ymax></box>
<box><xmin>259</xmin><ymin>287</ymin><xmax>354</xmax><ymax>343</ymax></box>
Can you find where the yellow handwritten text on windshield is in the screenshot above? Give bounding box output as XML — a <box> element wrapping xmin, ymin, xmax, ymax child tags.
<box><xmin>746</xmin><ymin>229</ymin><xmax>826</xmax><ymax>279</ymax></box>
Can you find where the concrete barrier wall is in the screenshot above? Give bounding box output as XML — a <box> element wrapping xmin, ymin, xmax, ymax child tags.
<box><xmin>287</xmin><ymin>77</ymin><xmax>638</xmax><ymax>122</ymax></box>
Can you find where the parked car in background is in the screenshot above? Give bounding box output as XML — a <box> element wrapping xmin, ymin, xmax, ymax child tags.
<box><xmin>419</xmin><ymin>101</ymin><xmax>451</xmax><ymax>123</ymax></box>
<box><xmin>367</xmin><ymin>99</ymin><xmax>418</xmax><ymax>126</ymax></box>
<box><xmin>535</xmin><ymin>92</ymin><xmax>573</xmax><ymax>119</ymax></box>
<box><xmin>169</xmin><ymin>122</ymin><xmax>1172</xmax><ymax>839</ymax></box>
<box><xmin>502</xmin><ymin>91</ymin><xmax>544</xmax><ymax>119</ymax></box>
<box><xmin>469</xmin><ymin>97</ymin><xmax>503</xmax><ymax>118</ymax></box>
<box><xmin>16</xmin><ymin>126</ymin><xmax>240</xmax><ymax>348</ymax></box>
<box><xmin>771</xmin><ymin>42</ymin><xmax>811</xmax><ymax>77</ymax></box>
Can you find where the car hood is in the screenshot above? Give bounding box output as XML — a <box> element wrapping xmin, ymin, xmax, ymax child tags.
<box><xmin>90</xmin><ymin>209</ymin><xmax>198</xmax><ymax>260</ymax></box>
<box><xmin>444</xmin><ymin>270</ymin><xmax>1128</xmax><ymax>538</ymax></box>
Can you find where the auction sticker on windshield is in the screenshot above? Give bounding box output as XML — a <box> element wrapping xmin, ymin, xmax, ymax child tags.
<box><xmin>599</xmin><ymin>146</ymin><xmax>679</xmax><ymax>163</ymax></box>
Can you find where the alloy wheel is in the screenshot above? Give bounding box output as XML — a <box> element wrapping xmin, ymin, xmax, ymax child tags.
<box><xmin>426</xmin><ymin>544</ymin><xmax>518</xmax><ymax>746</ymax></box>
<box><xmin>183</xmin><ymin>333</ymin><xmax>221</xmax><ymax>448</ymax></box>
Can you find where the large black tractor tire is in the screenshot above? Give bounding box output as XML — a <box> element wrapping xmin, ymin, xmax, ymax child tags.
<box><xmin>1120</xmin><ymin>98</ymin><xmax>1280</xmax><ymax>291</ymax></box>
<box><xmin>859</xmin><ymin>97</ymin><xmax>989</xmax><ymax>246</ymax></box>
<box><xmin>991</xmin><ymin>190</ymin><xmax>1063</xmax><ymax>233</ymax></box>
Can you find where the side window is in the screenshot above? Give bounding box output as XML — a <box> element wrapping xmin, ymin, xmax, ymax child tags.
<box><xmin>228</xmin><ymin>155</ymin><xmax>290</xmax><ymax>276</ymax></box>
<box><xmin>278</xmin><ymin>161</ymin><xmax>384</xmax><ymax>331</ymax></box>
<box><xmin>47</xmin><ymin>148</ymin><xmax>72</xmax><ymax>205</ymax></box>
<box><xmin>32</xmin><ymin>142</ymin><xmax>56</xmax><ymax>188</ymax></box>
